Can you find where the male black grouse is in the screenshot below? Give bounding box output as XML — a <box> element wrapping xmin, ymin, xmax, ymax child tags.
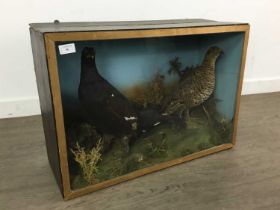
<box><xmin>78</xmin><ymin>47</ymin><xmax>138</xmax><ymax>139</ymax></box>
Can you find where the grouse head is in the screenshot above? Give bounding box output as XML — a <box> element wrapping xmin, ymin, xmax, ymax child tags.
<box><xmin>81</xmin><ymin>47</ymin><xmax>96</xmax><ymax>65</ymax></box>
<box><xmin>206</xmin><ymin>46</ymin><xmax>224</xmax><ymax>60</ymax></box>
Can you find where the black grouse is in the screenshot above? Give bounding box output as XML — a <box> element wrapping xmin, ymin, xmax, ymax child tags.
<box><xmin>162</xmin><ymin>47</ymin><xmax>223</xmax><ymax>120</ymax></box>
<box><xmin>78</xmin><ymin>47</ymin><xmax>138</xmax><ymax>139</ymax></box>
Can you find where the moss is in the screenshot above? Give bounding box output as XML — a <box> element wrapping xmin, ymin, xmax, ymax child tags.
<box><xmin>94</xmin><ymin>140</ymin><xmax>129</xmax><ymax>181</ymax></box>
<box><xmin>197</xmin><ymin>142</ymin><xmax>213</xmax><ymax>151</ymax></box>
<box><xmin>180</xmin><ymin>148</ymin><xmax>193</xmax><ymax>156</ymax></box>
<box><xmin>124</xmin><ymin>153</ymin><xmax>146</xmax><ymax>173</ymax></box>
<box><xmin>71</xmin><ymin>175</ymin><xmax>88</xmax><ymax>189</ymax></box>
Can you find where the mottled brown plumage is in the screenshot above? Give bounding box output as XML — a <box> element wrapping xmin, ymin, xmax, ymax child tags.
<box><xmin>163</xmin><ymin>47</ymin><xmax>223</xmax><ymax>118</ymax></box>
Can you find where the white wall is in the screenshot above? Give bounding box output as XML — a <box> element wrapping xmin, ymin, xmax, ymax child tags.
<box><xmin>1</xmin><ymin>0</ymin><xmax>280</xmax><ymax>118</ymax></box>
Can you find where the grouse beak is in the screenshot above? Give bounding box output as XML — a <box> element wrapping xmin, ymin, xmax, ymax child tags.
<box><xmin>220</xmin><ymin>50</ymin><xmax>224</xmax><ymax>56</ymax></box>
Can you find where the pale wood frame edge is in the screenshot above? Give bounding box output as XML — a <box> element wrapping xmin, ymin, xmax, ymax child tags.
<box><xmin>232</xmin><ymin>26</ymin><xmax>250</xmax><ymax>144</ymax></box>
<box><xmin>44</xmin><ymin>38</ymin><xmax>72</xmax><ymax>198</ymax></box>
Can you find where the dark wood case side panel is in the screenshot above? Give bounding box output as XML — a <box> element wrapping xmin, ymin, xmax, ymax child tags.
<box><xmin>30</xmin><ymin>28</ymin><xmax>63</xmax><ymax>195</ymax></box>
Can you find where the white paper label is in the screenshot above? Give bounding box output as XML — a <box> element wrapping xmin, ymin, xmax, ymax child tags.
<box><xmin>58</xmin><ymin>43</ymin><xmax>76</xmax><ymax>55</ymax></box>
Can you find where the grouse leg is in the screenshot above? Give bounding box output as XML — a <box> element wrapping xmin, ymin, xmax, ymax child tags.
<box><xmin>185</xmin><ymin>109</ymin><xmax>191</xmax><ymax>122</ymax></box>
<box><xmin>185</xmin><ymin>108</ymin><xmax>205</xmax><ymax>128</ymax></box>
<box><xmin>178</xmin><ymin>108</ymin><xmax>185</xmax><ymax>119</ymax></box>
<box><xmin>120</xmin><ymin>135</ymin><xmax>131</xmax><ymax>154</ymax></box>
<box><xmin>202</xmin><ymin>105</ymin><xmax>211</xmax><ymax>123</ymax></box>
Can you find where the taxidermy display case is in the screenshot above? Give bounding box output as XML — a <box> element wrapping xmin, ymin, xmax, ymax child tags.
<box><xmin>29</xmin><ymin>19</ymin><xmax>249</xmax><ymax>200</ymax></box>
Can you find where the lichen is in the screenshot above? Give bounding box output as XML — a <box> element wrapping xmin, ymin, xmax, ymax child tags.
<box><xmin>71</xmin><ymin>139</ymin><xmax>102</xmax><ymax>185</ymax></box>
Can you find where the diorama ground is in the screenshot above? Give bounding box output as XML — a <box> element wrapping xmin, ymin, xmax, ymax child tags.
<box><xmin>70</xmin><ymin>103</ymin><xmax>232</xmax><ymax>189</ymax></box>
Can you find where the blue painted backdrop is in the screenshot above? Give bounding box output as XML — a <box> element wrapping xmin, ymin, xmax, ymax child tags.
<box><xmin>56</xmin><ymin>32</ymin><xmax>244</xmax><ymax>120</ymax></box>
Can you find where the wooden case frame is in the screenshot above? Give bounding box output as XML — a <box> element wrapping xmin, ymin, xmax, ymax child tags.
<box><xmin>30</xmin><ymin>20</ymin><xmax>249</xmax><ymax>200</ymax></box>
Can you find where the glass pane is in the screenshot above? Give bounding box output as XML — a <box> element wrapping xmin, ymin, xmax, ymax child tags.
<box><xmin>55</xmin><ymin>32</ymin><xmax>244</xmax><ymax>190</ymax></box>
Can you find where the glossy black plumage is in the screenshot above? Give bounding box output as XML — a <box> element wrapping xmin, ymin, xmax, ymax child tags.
<box><xmin>138</xmin><ymin>108</ymin><xmax>185</xmax><ymax>134</ymax></box>
<box><xmin>138</xmin><ymin>109</ymin><xmax>164</xmax><ymax>132</ymax></box>
<box><xmin>78</xmin><ymin>47</ymin><xmax>138</xmax><ymax>137</ymax></box>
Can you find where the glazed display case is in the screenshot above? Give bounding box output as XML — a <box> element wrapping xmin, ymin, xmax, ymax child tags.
<box><xmin>30</xmin><ymin>19</ymin><xmax>249</xmax><ymax>200</ymax></box>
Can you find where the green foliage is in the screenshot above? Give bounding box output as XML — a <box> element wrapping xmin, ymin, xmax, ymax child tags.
<box><xmin>180</xmin><ymin>148</ymin><xmax>193</xmax><ymax>156</ymax></box>
<box><xmin>145</xmin><ymin>136</ymin><xmax>168</xmax><ymax>158</ymax></box>
<box><xmin>211</xmin><ymin>117</ymin><xmax>233</xmax><ymax>144</ymax></box>
<box><xmin>197</xmin><ymin>142</ymin><xmax>213</xmax><ymax>151</ymax></box>
<box><xmin>94</xmin><ymin>140</ymin><xmax>129</xmax><ymax>181</ymax></box>
<box><xmin>125</xmin><ymin>153</ymin><xmax>145</xmax><ymax>173</ymax></box>
<box><xmin>202</xmin><ymin>95</ymin><xmax>234</xmax><ymax>144</ymax></box>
